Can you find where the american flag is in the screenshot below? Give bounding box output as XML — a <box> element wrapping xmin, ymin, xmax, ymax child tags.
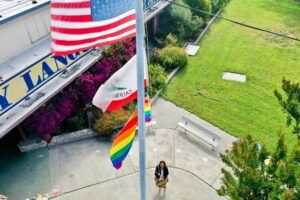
<box><xmin>51</xmin><ymin>0</ymin><xmax>136</xmax><ymax>55</ymax></box>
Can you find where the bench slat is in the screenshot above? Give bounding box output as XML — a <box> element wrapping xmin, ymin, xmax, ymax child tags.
<box><xmin>178</xmin><ymin>122</ymin><xmax>218</xmax><ymax>147</ymax></box>
<box><xmin>181</xmin><ymin>116</ymin><xmax>221</xmax><ymax>140</ymax></box>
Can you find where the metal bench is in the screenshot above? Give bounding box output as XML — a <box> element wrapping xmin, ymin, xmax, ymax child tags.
<box><xmin>177</xmin><ymin>116</ymin><xmax>222</xmax><ymax>149</ymax></box>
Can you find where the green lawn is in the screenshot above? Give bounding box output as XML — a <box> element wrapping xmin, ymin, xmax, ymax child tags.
<box><xmin>162</xmin><ymin>0</ymin><xmax>300</xmax><ymax>151</ymax></box>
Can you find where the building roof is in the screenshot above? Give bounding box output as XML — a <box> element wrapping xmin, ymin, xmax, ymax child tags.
<box><xmin>0</xmin><ymin>37</ymin><xmax>50</xmax><ymax>80</ymax></box>
<box><xmin>0</xmin><ymin>0</ymin><xmax>50</xmax><ymax>25</ymax></box>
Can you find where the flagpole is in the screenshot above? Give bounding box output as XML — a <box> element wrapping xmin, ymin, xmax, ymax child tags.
<box><xmin>135</xmin><ymin>0</ymin><xmax>147</xmax><ymax>199</ymax></box>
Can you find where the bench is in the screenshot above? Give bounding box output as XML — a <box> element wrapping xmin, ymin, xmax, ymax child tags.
<box><xmin>177</xmin><ymin>116</ymin><xmax>222</xmax><ymax>149</ymax></box>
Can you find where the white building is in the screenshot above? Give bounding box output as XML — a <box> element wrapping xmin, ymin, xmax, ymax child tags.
<box><xmin>0</xmin><ymin>0</ymin><xmax>169</xmax><ymax>142</ymax></box>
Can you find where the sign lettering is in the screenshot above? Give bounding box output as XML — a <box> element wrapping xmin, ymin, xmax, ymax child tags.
<box><xmin>0</xmin><ymin>51</ymin><xmax>90</xmax><ymax>116</ymax></box>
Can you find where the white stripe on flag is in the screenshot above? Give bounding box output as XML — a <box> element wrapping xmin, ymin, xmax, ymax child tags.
<box><xmin>52</xmin><ymin>29</ymin><xmax>135</xmax><ymax>51</ymax></box>
<box><xmin>51</xmin><ymin>21</ymin><xmax>135</xmax><ymax>40</ymax></box>
<box><xmin>51</xmin><ymin>8</ymin><xmax>91</xmax><ymax>16</ymax></box>
<box><xmin>51</xmin><ymin>10</ymin><xmax>135</xmax><ymax>28</ymax></box>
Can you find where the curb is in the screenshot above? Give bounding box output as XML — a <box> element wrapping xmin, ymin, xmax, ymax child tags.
<box><xmin>194</xmin><ymin>8</ymin><xmax>224</xmax><ymax>44</ymax></box>
<box><xmin>48</xmin><ymin>128</ymin><xmax>97</xmax><ymax>147</ymax></box>
<box><xmin>151</xmin><ymin>67</ymin><xmax>180</xmax><ymax>105</ymax></box>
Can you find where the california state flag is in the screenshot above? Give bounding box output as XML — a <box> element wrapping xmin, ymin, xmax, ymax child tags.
<box><xmin>92</xmin><ymin>55</ymin><xmax>148</xmax><ymax>112</ymax></box>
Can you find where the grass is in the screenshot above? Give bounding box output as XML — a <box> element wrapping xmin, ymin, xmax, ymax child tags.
<box><xmin>162</xmin><ymin>0</ymin><xmax>300</xmax><ymax>151</ymax></box>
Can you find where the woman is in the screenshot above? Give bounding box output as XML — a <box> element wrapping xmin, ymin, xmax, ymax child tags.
<box><xmin>154</xmin><ymin>161</ymin><xmax>169</xmax><ymax>191</ymax></box>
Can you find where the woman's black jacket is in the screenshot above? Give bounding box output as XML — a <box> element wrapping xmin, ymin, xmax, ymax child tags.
<box><xmin>154</xmin><ymin>165</ymin><xmax>169</xmax><ymax>179</ymax></box>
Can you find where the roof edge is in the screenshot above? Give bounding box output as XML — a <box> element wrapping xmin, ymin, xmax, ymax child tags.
<box><xmin>0</xmin><ymin>1</ymin><xmax>50</xmax><ymax>25</ymax></box>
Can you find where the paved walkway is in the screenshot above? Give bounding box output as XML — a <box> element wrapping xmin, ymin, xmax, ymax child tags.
<box><xmin>0</xmin><ymin>98</ymin><xmax>236</xmax><ymax>199</ymax></box>
<box><xmin>49</xmin><ymin>98</ymin><xmax>236</xmax><ymax>200</ymax></box>
<box><xmin>0</xmin><ymin>148</ymin><xmax>49</xmax><ymax>200</ymax></box>
<box><xmin>151</xmin><ymin>98</ymin><xmax>236</xmax><ymax>154</ymax></box>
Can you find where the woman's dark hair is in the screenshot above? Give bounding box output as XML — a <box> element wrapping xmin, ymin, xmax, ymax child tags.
<box><xmin>159</xmin><ymin>160</ymin><xmax>167</xmax><ymax>169</ymax></box>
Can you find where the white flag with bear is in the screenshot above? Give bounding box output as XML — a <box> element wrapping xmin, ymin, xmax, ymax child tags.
<box><xmin>92</xmin><ymin>54</ymin><xmax>148</xmax><ymax>112</ymax></box>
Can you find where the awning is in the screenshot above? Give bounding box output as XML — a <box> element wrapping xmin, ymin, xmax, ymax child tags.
<box><xmin>0</xmin><ymin>36</ymin><xmax>102</xmax><ymax>138</ymax></box>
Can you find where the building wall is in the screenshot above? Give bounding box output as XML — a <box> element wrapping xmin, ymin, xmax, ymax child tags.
<box><xmin>0</xmin><ymin>6</ymin><xmax>50</xmax><ymax>62</ymax></box>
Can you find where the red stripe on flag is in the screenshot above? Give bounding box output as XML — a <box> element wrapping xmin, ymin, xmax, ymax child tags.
<box><xmin>51</xmin><ymin>14</ymin><xmax>92</xmax><ymax>22</ymax></box>
<box><xmin>106</xmin><ymin>91</ymin><xmax>137</xmax><ymax>111</ymax></box>
<box><xmin>52</xmin><ymin>25</ymin><xmax>136</xmax><ymax>46</ymax></box>
<box><xmin>106</xmin><ymin>80</ymin><xmax>147</xmax><ymax>111</ymax></box>
<box><xmin>52</xmin><ymin>33</ymin><xmax>136</xmax><ymax>56</ymax></box>
<box><xmin>112</xmin><ymin>115</ymin><xmax>138</xmax><ymax>146</ymax></box>
<box><xmin>51</xmin><ymin>14</ymin><xmax>136</xmax><ymax>34</ymax></box>
<box><xmin>112</xmin><ymin>124</ymin><xmax>137</xmax><ymax>146</ymax></box>
<box><xmin>117</xmin><ymin>115</ymin><xmax>138</xmax><ymax>137</ymax></box>
<box><xmin>51</xmin><ymin>2</ymin><xmax>91</xmax><ymax>8</ymax></box>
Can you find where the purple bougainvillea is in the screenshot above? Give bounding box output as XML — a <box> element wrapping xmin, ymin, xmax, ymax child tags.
<box><xmin>24</xmin><ymin>87</ymin><xmax>79</xmax><ymax>140</ymax></box>
<box><xmin>23</xmin><ymin>39</ymin><xmax>136</xmax><ymax>139</ymax></box>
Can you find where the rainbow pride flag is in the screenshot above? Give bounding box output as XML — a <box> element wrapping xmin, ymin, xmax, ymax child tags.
<box><xmin>110</xmin><ymin>110</ymin><xmax>138</xmax><ymax>169</ymax></box>
<box><xmin>110</xmin><ymin>98</ymin><xmax>152</xmax><ymax>169</ymax></box>
<box><xmin>145</xmin><ymin>96</ymin><xmax>152</xmax><ymax>123</ymax></box>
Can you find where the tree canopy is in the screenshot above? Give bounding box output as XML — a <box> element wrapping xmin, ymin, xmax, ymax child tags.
<box><xmin>218</xmin><ymin>134</ymin><xmax>300</xmax><ymax>200</ymax></box>
<box><xmin>275</xmin><ymin>78</ymin><xmax>300</xmax><ymax>140</ymax></box>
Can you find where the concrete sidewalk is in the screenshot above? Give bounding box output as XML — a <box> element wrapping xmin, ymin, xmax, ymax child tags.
<box><xmin>51</xmin><ymin>167</ymin><xmax>224</xmax><ymax>200</ymax></box>
<box><xmin>49</xmin><ymin>98</ymin><xmax>235</xmax><ymax>200</ymax></box>
<box><xmin>0</xmin><ymin>98</ymin><xmax>236</xmax><ymax>199</ymax></box>
<box><xmin>49</xmin><ymin>129</ymin><xmax>227</xmax><ymax>200</ymax></box>
<box><xmin>151</xmin><ymin>98</ymin><xmax>236</xmax><ymax>154</ymax></box>
<box><xmin>0</xmin><ymin>148</ymin><xmax>49</xmax><ymax>200</ymax></box>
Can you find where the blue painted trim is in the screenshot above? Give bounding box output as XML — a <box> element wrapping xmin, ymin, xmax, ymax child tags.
<box><xmin>0</xmin><ymin>50</ymin><xmax>92</xmax><ymax>117</ymax></box>
<box><xmin>0</xmin><ymin>1</ymin><xmax>50</xmax><ymax>25</ymax></box>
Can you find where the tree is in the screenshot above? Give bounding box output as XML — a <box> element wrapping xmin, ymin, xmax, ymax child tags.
<box><xmin>211</xmin><ymin>0</ymin><xmax>230</xmax><ymax>13</ymax></box>
<box><xmin>274</xmin><ymin>78</ymin><xmax>300</xmax><ymax>163</ymax></box>
<box><xmin>218</xmin><ymin>135</ymin><xmax>271</xmax><ymax>200</ymax></box>
<box><xmin>160</xmin><ymin>0</ymin><xmax>204</xmax><ymax>42</ymax></box>
<box><xmin>184</xmin><ymin>0</ymin><xmax>212</xmax><ymax>23</ymax></box>
<box><xmin>267</xmin><ymin>133</ymin><xmax>299</xmax><ymax>199</ymax></box>
<box><xmin>218</xmin><ymin>134</ymin><xmax>299</xmax><ymax>200</ymax></box>
<box><xmin>274</xmin><ymin>77</ymin><xmax>300</xmax><ymax>140</ymax></box>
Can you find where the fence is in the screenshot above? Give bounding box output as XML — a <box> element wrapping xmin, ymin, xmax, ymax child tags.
<box><xmin>144</xmin><ymin>0</ymin><xmax>160</xmax><ymax>11</ymax></box>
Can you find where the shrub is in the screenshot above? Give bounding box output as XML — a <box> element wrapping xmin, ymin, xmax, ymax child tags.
<box><xmin>150</xmin><ymin>49</ymin><xmax>161</xmax><ymax>64</ymax></box>
<box><xmin>92</xmin><ymin>108</ymin><xmax>133</xmax><ymax>137</ymax></box>
<box><xmin>61</xmin><ymin>108</ymin><xmax>87</xmax><ymax>132</ymax></box>
<box><xmin>24</xmin><ymin>88</ymin><xmax>78</xmax><ymax>140</ymax></box>
<box><xmin>148</xmin><ymin>64</ymin><xmax>167</xmax><ymax>97</ymax></box>
<box><xmin>159</xmin><ymin>0</ymin><xmax>203</xmax><ymax>42</ymax></box>
<box><xmin>165</xmin><ymin>33</ymin><xmax>179</xmax><ymax>47</ymax></box>
<box><xmin>157</xmin><ymin>46</ymin><xmax>188</xmax><ymax>71</ymax></box>
<box><xmin>211</xmin><ymin>0</ymin><xmax>230</xmax><ymax>13</ymax></box>
<box><xmin>184</xmin><ymin>0</ymin><xmax>212</xmax><ymax>23</ymax></box>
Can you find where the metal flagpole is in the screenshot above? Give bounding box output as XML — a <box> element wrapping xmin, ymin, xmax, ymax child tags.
<box><xmin>135</xmin><ymin>0</ymin><xmax>147</xmax><ymax>199</ymax></box>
